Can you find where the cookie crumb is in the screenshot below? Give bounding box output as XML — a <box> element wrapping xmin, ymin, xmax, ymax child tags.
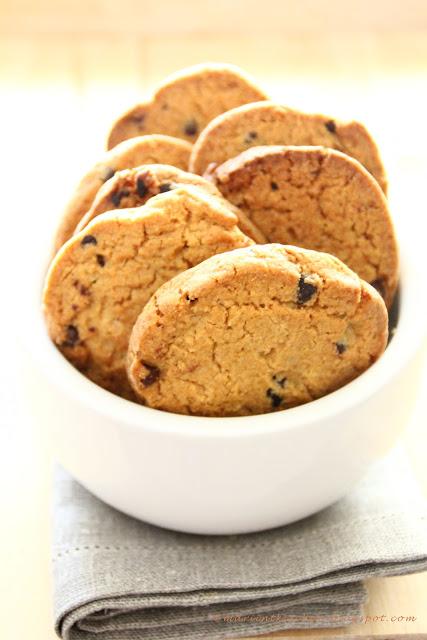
<box><xmin>81</xmin><ymin>235</ymin><xmax>97</xmax><ymax>246</ymax></box>
<box><xmin>185</xmin><ymin>294</ymin><xmax>198</xmax><ymax>304</ymax></box>
<box><xmin>205</xmin><ymin>162</ymin><xmax>218</xmax><ymax>177</ymax></box>
<box><xmin>297</xmin><ymin>274</ymin><xmax>317</xmax><ymax>305</ymax></box>
<box><xmin>140</xmin><ymin>361</ymin><xmax>160</xmax><ymax>387</ymax></box>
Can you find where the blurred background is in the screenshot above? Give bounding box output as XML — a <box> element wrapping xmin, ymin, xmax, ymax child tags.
<box><xmin>1</xmin><ymin>1</ymin><xmax>427</xmax><ymax>242</ymax></box>
<box><xmin>1</xmin><ymin>1</ymin><xmax>427</xmax><ymax>638</ymax></box>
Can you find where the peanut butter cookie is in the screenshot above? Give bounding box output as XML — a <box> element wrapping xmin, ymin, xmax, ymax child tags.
<box><xmin>127</xmin><ymin>244</ymin><xmax>388</xmax><ymax>416</ymax></box>
<box><xmin>44</xmin><ymin>186</ymin><xmax>253</xmax><ymax>397</ymax></box>
<box><xmin>53</xmin><ymin>134</ymin><xmax>192</xmax><ymax>253</ymax></box>
<box><xmin>190</xmin><ymin>101</ymin><xmax>387</xmax><ymax>192</ymax></box>
<box><xmin>107</xmin><ymin>63</ymin><xmax>268</xmax><ymax>149</ymax></box>
<box><xmin>75</xmin><ymin>164</ymin><xmax>266</xmax><ymax>243</ymax></box>
<box><xmin>209</xmin><ymin>146</ymin><xmax>398</xmax><ymax>306</ymax></box>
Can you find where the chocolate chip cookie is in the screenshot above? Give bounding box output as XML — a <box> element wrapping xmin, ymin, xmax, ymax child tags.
<box><xmin>75</xmin><ymin>164</ymin><xmax>266</xmax><ymax>243</ymax></box>
<box><xmin>127</xmin><ymin>244</ymin><xmax>388</xmax><ymax>416</ymax></box>
<box><xmin>53</xmin><ymin>134</ymin><xmax>192</xmax><ymax>253</ymax></box>
<box><xmin>209</xmin><ymin>145</ymin><xmax>398</xmax><ymax>307</ymax></box>
<box><xmin>190</xmin><ymin>101</ymin><xmax>387</xmax><ymax>192</ymax></box>
<box><xmin>107</xmin><ymin>63</ymin><xmax>268</xmax><ymax>149</ymax></box>
<box><xmin>44</xmin><ymin>186</ymin><xmax>254</xmax><ymax>397</ymax></box>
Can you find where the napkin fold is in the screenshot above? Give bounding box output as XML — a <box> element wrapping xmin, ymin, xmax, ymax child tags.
<box><xmin>52</xmin><ymin>447</ymin><xmax>427</xmax><ymax>640</ymax></box>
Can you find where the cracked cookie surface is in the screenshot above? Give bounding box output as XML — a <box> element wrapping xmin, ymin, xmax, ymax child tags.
<box><xmin>75</xmin><ymin>164</ymin><xmax>266</xmax><ymax>243</ymax></box>
<box><xmin>190</xmin><ymin>101</ymin><xmax>387</xmax><ymax>192</ymax></box>
<box><xmin>127</xmin><ymin>244</ymin><xmax>388</xmax><ymax>416</ymax></box>
<box><xmin>210</xmin><ymin>146</ymin><xmax>398</xmax><ymax>307</ymax></box>
<box><xmin>107</xmin><ymin>63</ymin><xmax>268</xmax><ymax>149</ymax></box>
<box><xmin>53</xmin><ymin>134</ymin><xmax>192</xmax><ymax>254</ymax></box>
<box><xmin>43</xmin><ymin>186</ymin><xmax>253</xmax><ymax>398</ymax></box>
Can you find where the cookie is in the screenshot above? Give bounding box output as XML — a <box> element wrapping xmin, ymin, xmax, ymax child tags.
<box><xmin>107</xmin><ymin>63</ymin><xmax>268</xmax><ymax>149</ymax></box>
<box><xmin>190</xmin><ymin>101</ymin><xmax>387</xmax><ymax>192</ymax></box>
<box><xmin>75</xmin><ymin>164</ymin><xmax>266</xmax><ymax>244</ymax></box>
<box><xmin>43</xmin><ymin>186</ymin><xmax>254</xmax><ymax>397</ymax></box>
<box><xmin>209</xmin><ymin>145</ymin><xmax>398</xmax><ymax>307</ymax></box>
<box><xmin>53</xmin><ymin>134</ymin><xmax>192</xmax><ymax>253</ymax></box>
<box><xmin>128</xmin><ymin>244</ymin><xmax>388</xmax><ymax>416</ymax></box>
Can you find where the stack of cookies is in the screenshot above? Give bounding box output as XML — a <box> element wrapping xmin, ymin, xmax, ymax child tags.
<box><xmin>43</xmin><ymin>63</ymin><xmax>398</xmax><ymax>417</ymax></box>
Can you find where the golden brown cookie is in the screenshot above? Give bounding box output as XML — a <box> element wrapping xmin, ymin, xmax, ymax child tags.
<box><xmin>75</xmin><ymin>164</ymin><xmax>266</xmax><ymax>244</ymax></box>
<box><xmin>53</xmin><ymin>135</ymin><xmax>192</xmax><ymax>253</ymax></box>
<box><xmin>127</xmin><ymin>244</ymin><xmax>388</xmax><ymax>416</ymax></box>
<box><xmin>107</xmin><ymin>63</ymin><xmax>268</xmax><ymax>149</ymax></box>
<box><xmin>209</xmin><ymin>145</ymin><xmax>398</xmax><ymax>307</ymax></box>
<box><xmin>43</xmin><ymin>186</ymin><xmax>253</xmax><ymax>397</ymax></box>
<box><xmin>190</xmin><ymin>101</ymin><xmax>387</xmax><ymax>192</ymax></box>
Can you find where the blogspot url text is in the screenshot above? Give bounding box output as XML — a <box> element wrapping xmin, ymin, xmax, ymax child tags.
<box><xmin>218</xmin><ymin>613</ymin><xmax>417</xmax><ymax>624</ymax></box>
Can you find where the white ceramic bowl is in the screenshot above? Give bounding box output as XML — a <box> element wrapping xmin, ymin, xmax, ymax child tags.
<box><xmin>27</xmin><ymin>247</ymin><xmax>426</xmax><ymax>535</ymax></box>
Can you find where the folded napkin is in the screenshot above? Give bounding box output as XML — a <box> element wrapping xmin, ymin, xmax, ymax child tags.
<box><xmin>52</xmin><ymin>447</ymin><xmax>427</xmax><ymax>640</ymax></box>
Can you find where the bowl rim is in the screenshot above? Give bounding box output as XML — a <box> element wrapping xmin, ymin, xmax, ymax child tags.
<box><xmin>28</xmin><ymin>244</ymin><xmax>427</xmax><ymax>438</ymax></box>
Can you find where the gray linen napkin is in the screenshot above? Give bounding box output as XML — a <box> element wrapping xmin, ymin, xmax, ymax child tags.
<box><xmin>52</xmin><ymin>447</ymin><xmax>427</xmax><ymax>640</ymax></box>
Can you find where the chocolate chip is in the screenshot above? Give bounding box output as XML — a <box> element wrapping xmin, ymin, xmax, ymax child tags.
<box><xmin>244</xmin><ymin>130</ymin><xmax>258</xmax><ymax>143</ymax></box>
<box><xmin>270</xmin><ymin>181</ymin><xmax>279</xmax><ymax>191</ymax></box>
<box><xmin>159</xmin><ymin>182</ymin><xmax>172</xmax><ymax>193</ymax></box>
<box><xmin>336</xmin><ymin>342</ymin><xmax>346</xmax><ymax>354</ymax></box>
<box><xmin>101</xmin><ymin>166</ymin><xmax>116</xmax><ymax>182</ymax></box>
<box><xmin>325</xmin><ymin>120</ymin><xmax>336</xmax><ymax>133</ymax></box>
<box><xmin>131</xmin><ymin>113</ymin><xmax>145</xmax><ymax>125</ymax></box>
<box><xmin>272</xmin><ymin>374</ymin><xmax>287</xmax><ymax>388</ymax></box>
<box><xmin>72</xmin><ymin>280</ymin><xmax>89</xmax><ymax>295</ymax></box>
<box><xmin>62</xmin><ymin>324</ymin><xmax>79</xmax><ymax>347</ymax></box>
<box><xmin>140</xmin><ymin>361</ymin><xmax>160</xmax><ymax>387</ymax></box>
<box><xmin>113</xmin><ymin>189</ymin><xmax>128</xmax><ymax>206</ymax></box>
<box><xmin>370</xmin><ymin>278</ymin><xmax>385</xmax><ymax>299</ymax></box>
<box><xmin>266</xmin><ymin>388</ymin><xmax>283</xmax><ymax>409</ymax></box>
<box><xmin>297</xmin><ymin>274</ymin><xmax>317</xmax><ymax>305</ymax></box>
<box><xmin>184</xmin><ymin>119</ymin><xmax>198</xmax><ymax>136</ymax></box>
<box><xmin>136</xmin><ymin>176</ymin><xmax>148</xmax><ymax>198</ymax></box>
<box><xmin>96</xmin><ymin>254</ymin><xmax>105</xmax><ymax>267</ymax></box>
<box><xmin>81</xmin><ymin>235</ymin><xmax>97</xmax><ymax>246</ymax></box>
<box><xmin>89</xmin><ymin>326</ymin><xmax>96</xmax><ymax>333</ymax></box>
<box><xmin>111</xmin><ymin>189</ymin><xmax>129</xmax><ymax>207</ymax></box>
